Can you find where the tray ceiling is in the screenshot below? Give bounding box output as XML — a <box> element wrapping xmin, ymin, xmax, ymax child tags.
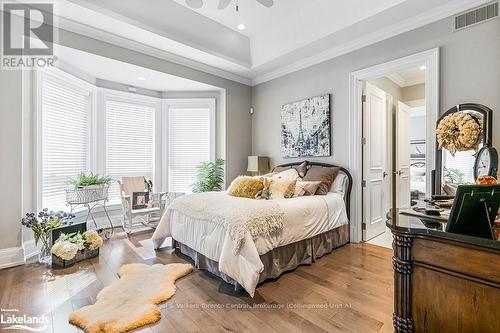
<box><xmin>59</xmin><ymin>0</ymin><xmax>489</xmax><ymax>85</ymax></box>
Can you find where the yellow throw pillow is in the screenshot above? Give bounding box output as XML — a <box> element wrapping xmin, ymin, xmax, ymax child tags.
<box><xmin>228</xmin><ymin>176</ymin><xmax>264</xmax><ymax>199</ymax></box>
<box><xmin>269</xmin><ymin>179</ymin><xmax>297</xmax><ymax>199</ymax></box>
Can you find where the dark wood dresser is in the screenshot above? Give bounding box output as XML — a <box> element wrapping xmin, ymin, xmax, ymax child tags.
<box><xmin>387</xmin><ymin>214</ymin><xmax>500</xmax><ymax>333</ymax></box>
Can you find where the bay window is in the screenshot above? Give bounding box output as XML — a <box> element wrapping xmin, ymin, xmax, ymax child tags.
<box><xmin>37</xmin><ymin>69</ymin><xmax>216</xmax><ymax>212</ymax></box>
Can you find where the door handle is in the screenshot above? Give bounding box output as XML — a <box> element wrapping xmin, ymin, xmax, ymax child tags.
<box><xmin>394</xmin><ymin>170</ymin><xmax>402</xmax><ymax>175</ymax></box>
<box><xmin>383</xmin><ymin>171</ymin><xmax>388</xmax><ymax>178</ymax></box>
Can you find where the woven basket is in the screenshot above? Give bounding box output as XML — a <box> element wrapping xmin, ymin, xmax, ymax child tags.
<box><xmin>52</xmin><ymin>248</ymin><xmax>99</xmax><ymax>269</ymax></box>
<box><xmin>65</xmin><ymin>184</ymin><xmax>109</xmax><ymax>205</ymax></box>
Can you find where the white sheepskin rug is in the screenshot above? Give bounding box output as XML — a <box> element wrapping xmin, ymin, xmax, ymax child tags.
<box><xmin>69</xmin><ymin>263</ymin><xmax>193</xmax><ymax>333</ymax></box>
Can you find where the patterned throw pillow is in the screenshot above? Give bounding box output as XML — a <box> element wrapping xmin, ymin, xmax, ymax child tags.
<box><xmin>269</xmin><ymin>179</ymin><xmax>297</xmax><ymax>199</ymax></box>
<box><xmin>293</xmin><ymin>181</ymin><xmax>322</xmax><ymax>197</ymax></box>
<box><xmin>228</xmin><ymin>176</ymin><xmax>264</xmax><ymax>199</ymax></box>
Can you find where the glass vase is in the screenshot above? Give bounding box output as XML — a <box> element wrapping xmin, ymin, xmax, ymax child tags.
<box><xmin>38</xmin><ymin>233</ymin><xmax>52</xmax><ymax>265</ymax></box>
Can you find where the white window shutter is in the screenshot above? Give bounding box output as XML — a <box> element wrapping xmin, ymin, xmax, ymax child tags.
<box><xmin>105</xmin><ymin>99</ymin><xmax>155</xmax><ymax>204</ymax></box>
<box><xmin>168</xmin><ymin>107</ymin><xmax>211</xmax><ymax>193</ymax></box>
<box><xmin>41</xmin><ymin>75</ymin><xmax>90</xmax><ymax>211</ymax></box>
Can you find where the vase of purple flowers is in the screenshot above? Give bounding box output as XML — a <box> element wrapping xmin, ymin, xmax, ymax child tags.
<box><xmin>21</xmin><ymin>209</ymin><xmax>75</xmax><ymax>265</ymax></box>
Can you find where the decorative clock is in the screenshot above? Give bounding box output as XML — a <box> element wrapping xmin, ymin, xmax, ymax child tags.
<box><xmin>474</xmin><ymin>146</ymin><xmax>499</xmax><ymax>180</ymax></box>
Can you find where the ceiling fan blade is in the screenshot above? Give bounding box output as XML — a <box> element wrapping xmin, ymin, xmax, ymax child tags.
<box><xmin>218</xmin><ymin>0</ymin><xmax>232</xmax><ymax>10</ymax></box>
<box><xmin>186</xmin><ymin>0</ymin><xmax>203</xmax><ymax>9</ymax></box>
<box><xmin>255</xmin><ymin>0</ymin><xmax>274</xmax><ymax>7</ymax></box>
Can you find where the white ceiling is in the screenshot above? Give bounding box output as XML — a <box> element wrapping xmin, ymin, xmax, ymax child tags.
<box><xmin>56</xmin><ymin>0</ymin><xmax>489</xmax><ymax>85</ymax></box>
<box><xmin>57</xmin><ymin>45</ymin><xmax>221</xmax><ymax>92</ymax></box>
<box><xmin>172</xmin><ymin>0</ymin><xmax>405</xmax><ymax>66</ymax></box>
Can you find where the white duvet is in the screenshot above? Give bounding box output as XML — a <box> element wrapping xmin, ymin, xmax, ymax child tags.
<box><xmin>151</xmin><ymin>192</ymin><xmax>348</xmax><ymax>296</ymax></box>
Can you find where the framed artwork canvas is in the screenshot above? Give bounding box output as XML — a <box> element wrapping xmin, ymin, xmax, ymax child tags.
<box><xmin>281</xmin><ymin>94</ymin><xmax>331</xmax><ymax>157</ymax></box>
<box><xmin>132</xmin><ymin>192</ymin><xmax>149</xmax><ymax>210</ymax></box>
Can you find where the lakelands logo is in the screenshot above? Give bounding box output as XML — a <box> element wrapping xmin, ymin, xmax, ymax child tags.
<box><xmin>1</xmin><ymin>1</ymin><xmax>56</xmax><ymax>69</ymax></box>
<box><xmin>0</xmin><ymin>309</ymin><xmax>49</xmax><ymax>331</ymax></box>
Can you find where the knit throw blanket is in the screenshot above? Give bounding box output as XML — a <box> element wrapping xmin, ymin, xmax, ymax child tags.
<box><xmin>169</xmin><ymin>192</ymin><xmax>284</xmax><ymax>254</ymax></box>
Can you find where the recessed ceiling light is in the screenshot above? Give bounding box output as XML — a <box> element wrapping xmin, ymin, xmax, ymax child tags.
<box><xmin>137</xmin><ymin>76</ymin><xmax>146</xmax><ymax>81</ymax></box>
<box><xmin>237</xmin><ymin>24</ymin><xmax>246</xmax><ymax>31</ymax></box>
<box><xmin>419</xmin><ymin>65</ymin><xmax>426</xmax><ymax>70</ymax></box>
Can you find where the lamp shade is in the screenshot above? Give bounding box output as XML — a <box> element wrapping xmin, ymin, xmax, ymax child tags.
<box><xmin>247</xmin><ymin>156</ymin><xmax>270</xmax><ymax>173</ymax></box>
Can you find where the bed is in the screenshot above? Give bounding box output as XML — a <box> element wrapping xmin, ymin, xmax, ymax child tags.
<box><xmin>151</xmin><ymin>161</ymin><xmax>352</xmax><ymax>296</ymax></box>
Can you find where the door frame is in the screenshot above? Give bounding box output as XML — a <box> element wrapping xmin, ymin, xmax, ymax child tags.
<box><xmin>348</xmin><ymin>48</ymin><xmax>439</xmax><ymax>242</ymax></box>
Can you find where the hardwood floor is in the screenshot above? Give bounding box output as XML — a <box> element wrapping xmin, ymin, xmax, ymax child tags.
<box><xmin>0</xmin><ymin>231</ymin><xmax>394</xmax><ymax>333</ymax></box>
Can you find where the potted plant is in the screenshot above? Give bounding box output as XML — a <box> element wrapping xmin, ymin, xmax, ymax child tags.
<box><xmin>67</xmin><ymin>173</ymin><xmax>112</xmax><ymax>205</ymax></box>
<box><xmin>191</xmin><ymin>159</ymin><xmax>225</xmax><ymax>193</ymax></box>
<box><xmin>21</xmin><ymin>209</ymin><xmax>75</xmax><ymax>264</ymax></box>
<box><xmin>51</xmin><ymin>230</ymin><xmax>103</xmax><ymax>268</ymax></box>
<box><xmin>69</xmin><ymin>173</ymin><xmax>112</xmax><ymax>188</ymax></box>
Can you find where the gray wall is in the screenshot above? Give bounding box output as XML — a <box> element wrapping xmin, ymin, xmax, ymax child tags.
<box><xmin>0</xmin><ymin>28</ymin><xmax>252</xmax><ymax>251</ymax></box>
<box><xmin>402</xmin><ymin>84</ymin><xmax>425</xmax><ymax>102</ymax></box>
<box><xmin>252</xmin><ymin>17</ymin><xmax>500</xmax><ymax>169</ymax></box>
<box><xmin>0</xmin><ymin>71</ymin><xmax>23</xmax><ymax>249</ymax></box>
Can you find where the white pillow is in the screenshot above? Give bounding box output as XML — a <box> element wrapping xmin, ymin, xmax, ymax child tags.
<box><xmin>271</xmin><ymin>168</ymin><xmax>300</xmax><ymax>181</ymax></box>
<box><xmin>330</xmin><ymin>173</ymin><xmax>347</xmax><ymax>197</ymax></box>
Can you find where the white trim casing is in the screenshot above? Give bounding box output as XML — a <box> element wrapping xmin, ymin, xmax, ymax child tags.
<box><xmin>349</xmin><ymin>48</ymin><xmax>439</xmax><ymax>243</ymax></box>
<box><xmin>0</xmin><ymin>247</ymin><xmax>25</xmax><ymax>270</ymax></box>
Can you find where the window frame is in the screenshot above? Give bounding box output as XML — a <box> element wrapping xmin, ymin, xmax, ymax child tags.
<box><xmin>98</xmin><ymin>89</ymin><xmax>161</xmax><ymax>207</ymax></box>
<box><xmin>35</xmin><ymin>68</ymin><xmax>96</xmax><ymax>212</ymax></box>
<box><xmin>162</xmin><ymin>98</ymin><xmax>216</xmax><ymax>192</ymax></box>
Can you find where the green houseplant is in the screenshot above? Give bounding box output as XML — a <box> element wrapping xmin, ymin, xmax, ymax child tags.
<box><xmin>69</xmin><ymin>173</ymin><xmax>112</xmax><ymax>188</ymax></box>
<box><xmin>191</xmin><ymin>159</ymin><xmax>225</xmax><ymax>193</ymax></box>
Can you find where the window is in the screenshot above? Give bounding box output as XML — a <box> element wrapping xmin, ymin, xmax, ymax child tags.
<box><xmin>167</xmin><ymin>100</ymin><xmax>215</xmax><ymax>193</ymax></box>
<box><xmin>39</xmin><ymin>72</ymin><xmax>91</xmax><ymax>211</ymax></box>
<box><xmin>105</xmin><ymin>98</ymin><xmax>155</xmax><ymax>204</ymax></box>
<box><xmin>36</xmin><ymin>68</ymin><xmax>218</xmax><ymax>212</ymax></box>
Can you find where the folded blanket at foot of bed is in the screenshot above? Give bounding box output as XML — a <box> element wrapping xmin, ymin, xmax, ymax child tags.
<box><xmin>169</xmin><ymin>192</ymin><xmax>284</xmax><ymax>254</ymax></box>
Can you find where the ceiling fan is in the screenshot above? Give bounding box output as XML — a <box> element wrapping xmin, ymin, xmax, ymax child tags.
<box><xmin>185</xmin><ymin>0</ymin><xmax>274</xmax><ymax>10</ymax></box>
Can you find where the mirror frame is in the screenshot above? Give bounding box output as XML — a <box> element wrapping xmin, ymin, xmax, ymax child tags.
<box><xmin>433</xmin><ymin>103</ymin><xmax>493</xmax><ymax>195</ymax></box>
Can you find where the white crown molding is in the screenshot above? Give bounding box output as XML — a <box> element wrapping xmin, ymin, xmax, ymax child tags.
<box><xmin>0</xmin><ymin>247</ymin><xmax>25</xmax><ymax>270</ymax></box>
<box><xmin>386</xmin><ymin>72</ymin><xmax>425</xmax><ymax>87</ymax></box>
<box><xmin>57</xmin><ymin>16</ymin><xmax>253</xmax><ymax>86</ymax></box>
<box><xmin>386</xmin><ymin>73</ymin><xmax>406</xmax><ymax>87</ymax></box>
<box><xmin>44</xmin><ymin>0</ymin><xmax>487</xmax><ymax>87</ymax></box>
<box><xmin>402</xmin><ymin>77</ymin><xmax>426</xmax><ymax>87</ymax></box>
<box><xmin>251</xmin><ymin>0</ymin><xmax>488</xmax><ymax>85</ymax></box>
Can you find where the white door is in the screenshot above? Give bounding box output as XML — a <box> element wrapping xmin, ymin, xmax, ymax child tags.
<box><xmin>363</xmin><ymin>82</ymin><xmax>388</xmax><ymax>241</ymax></box>
<box><xmin>396</xmin><ymin>101</ymin><xmax>411</xmax><ymax>208</ymax></box>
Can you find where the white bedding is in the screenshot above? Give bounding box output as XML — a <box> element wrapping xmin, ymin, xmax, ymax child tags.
<box><xmin>151</xmin><ymin>192</ymin><xmax>348</xmax><ymax>296</ymax></box>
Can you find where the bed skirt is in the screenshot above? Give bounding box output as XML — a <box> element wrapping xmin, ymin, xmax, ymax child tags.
<box><xmin>174</xmin><ymin>223</ymin><xmax>350</xmax><ymax>289</ymax></box>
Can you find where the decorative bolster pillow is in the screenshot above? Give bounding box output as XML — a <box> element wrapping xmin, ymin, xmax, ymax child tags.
<box><xmin>227</xmin><ymin>176</ymin><xmax>264</xmax><ymax>199</ymax></box>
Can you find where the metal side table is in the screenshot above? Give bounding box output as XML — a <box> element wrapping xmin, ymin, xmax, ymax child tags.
<box><xmin>65</xmin><ymin>184</ymin><xmax>114</xmax><ymax>239</ymax></box>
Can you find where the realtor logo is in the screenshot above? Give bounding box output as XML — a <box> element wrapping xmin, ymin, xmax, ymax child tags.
<box><xmin>1</xmin><ymin>1</ymin><xmax>56</xmax><ymax>69</ymax></box>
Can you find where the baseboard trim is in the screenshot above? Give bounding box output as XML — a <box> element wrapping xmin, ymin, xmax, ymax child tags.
<box><xmin>23</xmin><ymin>239</ymin><xmax>38</xmax><ymax>261</ymax></box>
<box><xmin>0</xmin><ymin>247</ymin><xmax>25</xmax><ymax>270</ymax></box>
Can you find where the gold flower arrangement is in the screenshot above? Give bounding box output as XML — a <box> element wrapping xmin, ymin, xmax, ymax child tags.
<box><xmin>436</xmin><ymin>112</ymin><xmax>482</xmax><ymax>155</ymax></box>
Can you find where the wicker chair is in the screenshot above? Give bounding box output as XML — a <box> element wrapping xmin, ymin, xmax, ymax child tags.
<box><xmin>118</xmin><ymin>177</ymin><xmax>166</xmax><ymax>234</ymax></box>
